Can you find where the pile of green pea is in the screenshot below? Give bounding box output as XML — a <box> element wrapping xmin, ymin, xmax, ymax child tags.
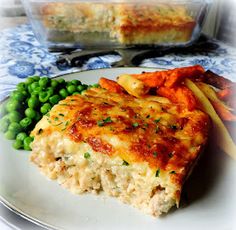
<box><xmin>0</xmin><ymin>76</ymin><xmax>95</xmax><ymax>151</ymax></box>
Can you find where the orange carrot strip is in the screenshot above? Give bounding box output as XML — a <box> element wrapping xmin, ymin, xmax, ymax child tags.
<box><xmin>131</xmin><ymin>65</ymin><xmax>204</xmax><ymax>88</ymax></box>
<box><xmin>99</xmin><ymin>78</ymin><xmax>125</xmax><ymax>94</ymax></box>
<box><xmin>165</xmin><ymin>65</ymin><xmax>205</xmax><ymax>87</ymax></box>
<box><xmin>157</xmin><ymin>86</ymin><xmax>198</xmax><ymax>111</ymax></box>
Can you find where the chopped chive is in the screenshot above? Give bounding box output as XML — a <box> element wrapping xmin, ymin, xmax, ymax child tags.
<box><xmin>132</xmin><ymin>122</ymin><xmax>139</xmax><ymax>128</ymax></box>
<box><xmin>54</xmin><ymin>117</ymin><xmax>59</xmax><ymax>121</ymax></box>
<box><xmin>153</xmin><ymin>151</ymin><xmax>158</xmax><ymax>157</ymax></box>
<box><xmin>170</xmin><ymin>125</ymin><xmax>178</xmax><ymax>130</ymax></box>
<box><xmin>143</xmin><ymin>123</ymin><xmax>149</xmax><ymax>127</ymax></box>
<box><xmin>97</xmin><ymin>117</ymin><xmax>113</xmax><ymax>127</ymax></box>
<box><xmin>52</xmin><ymin>122</ymin><xmax>63</xmax><ymax>126</ymax></box>
<box><xmin>122</xmin><ymin>160</ymin><xmax>129</xmax><ymax>166</ymax></box>
<box><xmin>97</xmin><ymin>120</ymin><xmax>104</xmax><ymax>127</ymax></box>
<box><xmin>59</xmin><ymin>113</ymin><xmax>64</xmax><ymax>117</ymax></box>
<box><xmin>103</xmin><ymin>117</ymin><xmax>112</xmax><ymax>123</ymax></box>
<box><xmin>146</xmin><ymin>114</ymin><xmax>150</xmax><ymax>118</ymax></box>
<box><xmin>84</xmin><ymin>152</ymin><xmax>91</xmax><ymax>159</ymax></box>
<box><xmin>154</xmin><ymin>118</ymin><xmax>161</xmax><ymax>123</ymax></box>
<box><xmin>170</xmin><ymin>170</ymin><xmax>176</xmax><ymax>174</ymax></box>
<box><xmin>155</xmin><ymin>169</ymin><xmax>160</xmax><ymax>177</ymax></box>
<box><xmin>155</xmin><ymin>127</ymin><xmax>159</xmax><ymax>133</ymax></box>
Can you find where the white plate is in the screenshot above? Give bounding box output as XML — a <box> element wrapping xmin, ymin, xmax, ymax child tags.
<box><xmin>0</xmin><ymin>67</ymin><xmax>236</xmax><ymax>230</ymax></box>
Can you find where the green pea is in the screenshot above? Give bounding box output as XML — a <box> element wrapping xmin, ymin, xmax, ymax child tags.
<box><xmin>16</xmin><ymin>132</ymin><xmax>28</xmax><ymax>141</ymax></box>
<box><xmin>39</xmin><ymin>91</ymin><xmax>51</xmax><ymax>103</ymax></box>
<box><xmin>67</xmin><ymin>85</ymin><xmax>77</xmax><ymax>94</ymax></box>
<box><xmin>77</xmin><ymin>85</ymin><xmax>87</xmax><ymax>92</ymax></box>
<box><xmin>23</xmin><ymin>136</ymin><xmax>34</xmax><ymax>151</ymax></box>
<box><xmin>51</xmin><ymin>79</ymin><xmax>59</xmax><ymax>88</ymax></box>
<box><xmin>13</xmin><ymin>139</ymin><xmax>23</xmax><ymax>150</ymax></box>
<box><xmin>0</xmin><ymin>116</ymin><xmax>10</xmax><ymax>132</ymax></box>
<box><xmin>4</xmin><ymin>130</ymin><xmax>16</xmax><ymax>140</ymax></box>
<box><xmin>30</xmin><ymin>82</ymin><xmax>39</xmax><ymax>91</ymax></box>
<box><xmin>58</xmin><ymin>79</ymin><xmax>66</xmax><ymax>85</ymax></box>
<box><xmin>11</xmin><ymin>91</ymin><xmax>26</xmax><ymax>101</ymax></box>
<box><xmin>28</xmin><ymin>96</ymin><xmax>40</xmax><ymax>109</ymax></box>
<box><xmin>92</xmin><ymin>83</ymin><xmax>100</xmax><ymax>88</ymax></box>
<box><xmin>71</xmin><ymin>79</ymin><xmax>80</xmax><ymax>85</ymax></box>
<box><xmin>72</xmin><ymin>92</ymin><xmax>80</xmax><ymax>95</ymax></box>
<box><xmin>8</xmin><ymin>111</ymin><xmax>22</xmax><ymax>122</ymax></box>
<box><xmin>20</xmin><ymin>117</ymin><xmax>32</xmax><ymax>129</ymax></box>
<box><xmin>33</xmin><ymin>86</ymin><xmax>43</xmax><ymax>95</ymax></box>
<box><xmin>47</xmin><ymin>87</ymin><xmax>54</xmax><ymax>96</ymax></box>
<box><xmin>25</xmin><ymin>108</ymin><xmax>37</xmax><ymax>119</ymax></box>
<box><xmin>6</xmin><ymin>99</ymin><xmax>20</xmax><ymax>112</ymax></box>
<box><xmin>59</xmin><ymin>89</ymin><xmax>68</xmax><ymax>98</ymax></box>
<box><xmin>40</xmin><ymin>103</ymin><xmax>51</xmax><ymax>115</ymax></box>
<box><xmin>17</xmin><ymin>82</ymin><xmax>27</xmax><ymax>91</ymax></box>
<box><xmin>27</xmin><ymin>84</ymin><xmax>33</xmax><ymax>94</ymax></box>
<box><xmin>8</xmin><ymin>122</ymin><xmax>22</xmax><ymax>133</ymax></box>
<box><xmin>39</xmin><ymin>77</ymin><xmax>49</xmax><ymax>88</ymax></box>
<box><xmin>32</xmin><ymin>76</ymin><xmax>40</xmax><ymax>81</ymax></box>
<box><xmin>49</xmin><ymin>95</ymin><xmax>61</xmax><ymax>105</ymax></box>
<box><xmin>80</xmin><ymin>90</ymin><xmax>86</xmax><ymax>95</ymax></box>
<box><xmin>25</xmin><ymin>77</ymin><xmax>35</xmax><ymax>85</ymax></box>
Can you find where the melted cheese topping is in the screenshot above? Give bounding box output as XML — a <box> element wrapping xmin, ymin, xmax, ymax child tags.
<box><xmin>32</xmin><ymin>88</ymin><xmax>210</xmax><ymax>191</ymax></box>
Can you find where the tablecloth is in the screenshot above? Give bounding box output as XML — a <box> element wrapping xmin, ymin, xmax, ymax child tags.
<box><xmin>1</xmin><ymin>24</ymin><xmax>236</xmax><ymax>102</ymax></box>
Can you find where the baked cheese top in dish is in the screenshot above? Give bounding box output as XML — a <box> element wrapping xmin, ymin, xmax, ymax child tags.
<box><xmin>30</xmin><ymin>87</ymin><xmax>210</xmax><ymax>216</ymax></box>
<box><xmin>41</xmin><ymin>2</ymin><xmax>196</xmax><ymax>45</ymax></box>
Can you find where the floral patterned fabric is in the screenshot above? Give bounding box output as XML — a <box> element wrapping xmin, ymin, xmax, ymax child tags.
<box><xmin>0</xmin><ymin>24</ymin><xmax>236</xmax><ymax>101</ymax></box>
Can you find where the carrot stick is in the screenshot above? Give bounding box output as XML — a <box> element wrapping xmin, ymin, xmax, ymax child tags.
<box><xmin>157</xmin><ymin>86</ymin><xmax>198</xmax><ymax>111</ymax></box>
<box><xmin>131</xmin><ymin>65</ymin><xmax>204</xmax><ymax>88</ymax></box>
<box><xmin>99</xmin><ymin>78</ymin><xmax>125</xmax><ymax>94</ymax></box>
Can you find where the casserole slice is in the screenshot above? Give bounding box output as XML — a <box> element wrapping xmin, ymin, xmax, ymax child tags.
<box><xmin>30</xmin><ymin>87</ymin><xmax>210</xmax><ymax>216</ymax></box>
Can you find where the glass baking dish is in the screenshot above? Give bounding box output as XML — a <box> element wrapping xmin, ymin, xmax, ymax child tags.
<box><xmin>22</xmin><ymin>0</ymin><xmax>210</xmax><ymax>49</ymax></box>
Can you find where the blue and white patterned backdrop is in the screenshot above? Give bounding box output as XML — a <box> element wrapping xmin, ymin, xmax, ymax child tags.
<box><xmin>0</xmin><ymin>24</ymin><xmax>236</xmax><ymax>101</ymax></box>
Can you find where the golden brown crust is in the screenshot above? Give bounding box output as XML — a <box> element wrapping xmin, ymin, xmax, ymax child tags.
<box><xmin>40</xmin><ymin>2</ymin><xmax>196</xmax><ymax>44</ymax></box>
<box><xmin>32</xmin><ymin>87</ymin><xmax>210</xmax><ymax>192</ymax></box>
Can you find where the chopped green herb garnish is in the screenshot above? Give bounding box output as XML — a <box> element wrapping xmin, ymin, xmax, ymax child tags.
<box><xmin>143</xmin><ymin>123</ymin><xmax>149</xmax><ymax>127</ymax></box>
<box><xmin>132</xmin><ymin>122</ymin><xmax>139</xmax><ymax>128</ymax></box>
<box><xmin>122</xmin><ymin>160</ymin><xmax>129</xmax><ymax>166</ymax></box>
<box><xmin>170</xmin><ymin>170</ymin><xmax>176</xmax><ymax>174</ymax></box>
<box><xmin>153</xmin><ymin>151</ymin><xmax>158</xmax><ymax>157</ymax></box>
<box><xmin>59</xmin><ymin>113</ymin><xmax>64</xmax><ymax>117</ymax></box>
<box><xmin>155</xmin><ymin>169</ymin><xmax>160</xmax><ymax>177</ymax></box>
<box><xmin>84</xmin><ymin>152</ymin><xmax>91</xmax><ymax>159</ymax></box>
<box><xmin>168</xmin><ymin>152</ymin><xmax>174</xmax><ymax>158</ymax></box>
<box><xmin>146</xmin><ymin>115</ymin><xmax>150</xmax><ymax>118</ymax></box>
<box><xmin>54</xmin><ymin>117</ymin><xmax>59</xmax><ymax>121</ymax></box>
<box><xmin>103</xmin><ymin>117</ymin><xmax>112</xmax><ymax>123</ymax></box>
<box><xmin>170</xmin><ymin>125</ymin><xmax>178</xmax><ymax>130</ymax></box>
<box><xmin>97</xmin><ymin>117</ymin><xmax>113</xmax><ymax>127</ymax></box>
<box><xmin>155</xmin><ymin>127</ymin><xmax>159</xmax><ymax>133</ymax></box>
<box><xmin>154</xmin><ymin>118</ymin><xmax>161</xmax><ymax>123</ymax></box>
<box><xmin>52</xmin><ymin>122</ymin><xmax>63</xmax><ymax>126</ymax></box>
<box><xmin>97</xmin><ymin>120</ymin><xmax>105</xmax><ymax>127</ymax></box>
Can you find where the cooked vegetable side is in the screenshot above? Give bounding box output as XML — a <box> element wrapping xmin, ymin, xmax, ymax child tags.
<box><xmin>0</xmin><ymin>76</ymin><xmax>89</xmax><ymax>150</ymax></box>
